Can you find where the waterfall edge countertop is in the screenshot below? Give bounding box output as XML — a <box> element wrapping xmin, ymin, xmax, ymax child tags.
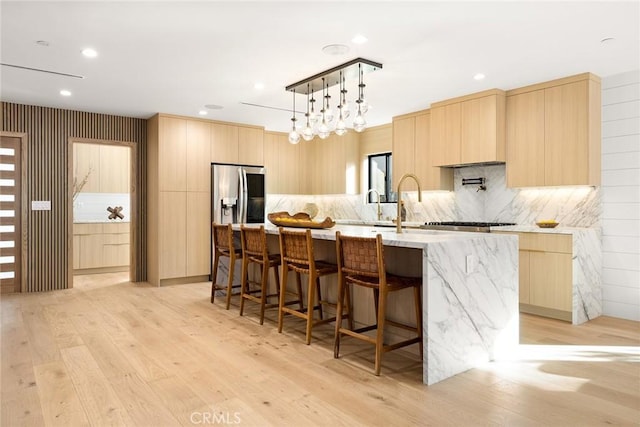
<box><xmin>233</xmin><ymin>223</ymin><xmax>520</xmax><ymax>385</ymax></box>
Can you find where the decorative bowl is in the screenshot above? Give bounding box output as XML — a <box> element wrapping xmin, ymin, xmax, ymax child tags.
<box><xmin>536</xmin><ymin>220</ymin><xmax>559</xmax><ymax>229</ymax></box>
<box><xmin>268</xmin><ymin>211</ymin><xmax>335</xmax><ymax>229</ymax></box>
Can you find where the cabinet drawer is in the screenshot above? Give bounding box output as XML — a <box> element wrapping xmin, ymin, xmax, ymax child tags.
<box><xmin>519</xmin><ymin>233</ymin><xmax>572</xmax><ymax>253</ymax></box>
<box><xmin>73</xmin><ymin>223</ymin><xmax>103</xmax><ymax>235</ymax></box>
<box><xmin>103</xmin><ymin>222</ymin><xmax>130</xmax><ymax>234</ymax></box>
<box><xmin>103</xmin><ymin>233</ymin><xmax>130</xmax><ymax>245</ymax></box>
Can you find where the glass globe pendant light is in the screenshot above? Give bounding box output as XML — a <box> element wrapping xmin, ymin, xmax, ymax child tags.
<box><xmin>335</xmin><ymin>72</ymin><xmax>348</xmax><ymax>136</ymax></box>
<box><xmin>288</xmin><ymin>89</ymin><xmax>300</xmax><ymax>144</ymax></box>
<box><xmin>339</xmin><ymin>71</ymin><xmax>350</xmax><ymax>119</ymax></box>
<box><xmin>317</xmin><ymin>78</ymin><xmax>331</xmax><ymax>139</ymax></box>
<box><xmin>323</xmin><ymin>80</ymin><xmax>334</xmax><ymax>123</ymax></box>
<box><xmin>301</xmin><ymin>84</ymin><xmax>315</xmax><ymax>141</ymax></box>
<box><xmin>353</xmin><ymin>64</ymin><xmax>367</xmax><ymax>132</ymax></box>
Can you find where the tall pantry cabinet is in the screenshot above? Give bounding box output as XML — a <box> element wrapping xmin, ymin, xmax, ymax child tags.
<box><xmin>147</xmin><ymin>113</ymin><xmax>264</xmax><ymax>286</ymax></box>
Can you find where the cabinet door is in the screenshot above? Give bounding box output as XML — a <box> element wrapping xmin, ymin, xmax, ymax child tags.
<box><xmin>392</xmin><ymin>116</ymin><xmax>416</xmax><ymax>189</ymax></box>
<box><xmin>461</xmin><ymin>95</ymin><xmax>505</xmax><ymax>164</ymax></box>
<box><xmin>211</xmin><ymin>123</ymin><xmax>239</xmax><ymax>164</ymax></box>
<box><xmin>519</xmin><ymin>250</ymin><xmax>530</xmax><ymax>304</ymax></box>
<box><xmin>506</xmin><ymin>90</ymin><xmax>545</xmax><ymax>187</ymax></box>
<box><xmin>281</xmin><ymin>136</ymin><xmax>300</xmax><ymax>194</ymax></box>
<box><xmin>159</xmin><ymin>191</ymin><xmax>187</xmax><ymax>279</ymax></box>
<box><xmin>159</xmin><ymin>117</ymin><xmax>187</xmax><ymax>191</ymax></box>
<box><xmin>263</xmin><ymin>133</ymin><xmax>280</xmax><ymax>194</ymax></box>
<box><xmin>186</xmin><ymin>120</ymin><xmax>211</xmax><ymax>192</ymax></box>
<box><xmin>238</xmin><ymin>127</ymin><xmax>264</xmax><ymax>166</ymax></box>
<box><xmin>529</xmin><ymin>251</ymin><xmax>572</xmax><ymax>312</ymax></box>
<box><xmin>73</xmin><ymin>235</ymin><xmax>80</xmax><ymax>269</ymax></box>
<box><xmin>430</xmin><ymin>103</ymin><xmax>461</xmax><ymax>166</ymax></box>
<box><xmin>79</xmin><ymin>234</ymin><xmax>104</xmax><ymax>269</ymax></box>
<box><xmin>544</xmin><ymin>80</ymin><xmax>589</xmax><ymax>186</ymax></box>
<box><xmin>186</xmin><ymin>192</ymin><xmax>211</xmax><ymax>276</ymax></box>
<box><xmin>416</xmin><ymin>112</ymin><xmax>453</xmax><ymax>191</ymax></box>
<box><xmin>100</xmin><ymin>145</ymin><xmax>130</xmax><ymax>193</ymax></box>
<box><xmin>74</xmin><ymin>143</ymin><xmax>101</xmax><ymax>193</ymax></box>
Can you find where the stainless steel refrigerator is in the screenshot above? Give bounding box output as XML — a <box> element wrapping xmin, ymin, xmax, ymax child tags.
<box><xmin>211</xmin><ymin>163</ymin><xmax>266</xmax><ymax>224</ymax></box>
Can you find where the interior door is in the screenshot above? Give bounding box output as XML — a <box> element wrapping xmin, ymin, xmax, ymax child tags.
<box><xmin>0</xmin><ymin>136</ymin><xmax>22</xmax><ymax>293</ymax></box>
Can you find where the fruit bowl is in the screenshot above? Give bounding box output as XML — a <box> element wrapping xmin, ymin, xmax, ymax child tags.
<box><xmin>268</xmin><ymin>211</ymin><xmax>335</xmax><ymax>229</ymax></box>
<box><xmin>536</xmin><ymin>220</ymin><xmax>559</xmax><ymax>229</ymax></box>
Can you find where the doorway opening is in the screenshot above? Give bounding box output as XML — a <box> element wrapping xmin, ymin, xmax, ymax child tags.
<box><xmin>69</xmin><ymin>138</ymin><xmax>136</xmax><ymax>283</ymax></box>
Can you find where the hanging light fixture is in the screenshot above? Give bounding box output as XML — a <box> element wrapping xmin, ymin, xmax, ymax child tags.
<box><xmin>285</xmin><ymin>58</ymin><xmax>382</xmax><ymax>143</ymax></box>
<box><xmin>301</xmin><ymin>83</ymin><xmax>315</xmax><ymax>141</ymax></box>
<box><xmin>288</xmin><ymin>89</ymin><xmax>300</xmax><ymax>144</ymax></box>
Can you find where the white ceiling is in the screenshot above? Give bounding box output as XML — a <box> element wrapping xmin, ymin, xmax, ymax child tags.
<box><xmin>1</xmin><ymin>1</ymin><xmax>639</xmax><ymax>133</ymax></box>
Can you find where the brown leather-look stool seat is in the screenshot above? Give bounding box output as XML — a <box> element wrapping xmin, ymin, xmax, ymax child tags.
<box><xmin>334</xmin><ymin>231</ymin><xmax>423</xmax><ymax>375</ymax></box>
<box><xmin>211</xmin><ymin>223</ymin><xmax>242</xmax><ymax>309</ymax></box>
<box><xmin>277</xmin><ymin>227</ymin><xmax>351</xmax><ymax>345</ymax></box>
<box><xmin>239</xmin><ymin>225</ymin><xmax>285</xmax><ymax>325</ymax></box>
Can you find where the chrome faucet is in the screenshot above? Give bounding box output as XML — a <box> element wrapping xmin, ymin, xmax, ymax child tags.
<box><xmin>365</xmin><ymin>189</ymin><xmax>382</xmax><ymax>221</ymax></box>
<box><xmin>396</xmin><ymin>173</ymin><xmax>422</xmax><ymax>233</ymax></box>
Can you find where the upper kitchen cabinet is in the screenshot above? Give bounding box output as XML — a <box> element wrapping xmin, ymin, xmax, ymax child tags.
<box><xmin>211</xmin><ymin>123</ymin><xmax>265</xmax><ymax>166</ymax></box>
<box><xmin>264</xmin><ymin>131</ymin><xmax>300</xmax><ymax>194</ymax></box>
<box><xmin>158</xmin><ymin>116</ymin><xmax>187</xmax><ymax>191</ymax></box>
<box><xmin>393</xmin><ymin>110</ymin><xmax>453</xmax><ymax>191</ymax></box>
<box><xmin>430</xmin><ymin>89</ymin><xmax>506</xmax><ymax>166</ymax></box>
<box><xmin>506</xmin><ymin>73</ymin><xmax>601</xmax><ymax>187</ymax></box>
<box><xmin>186</xmin><ymin>120</ymin><xmax>211</xmax><ymax>192</ymax></box>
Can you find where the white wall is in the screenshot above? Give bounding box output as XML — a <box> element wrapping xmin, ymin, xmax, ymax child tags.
<box><xmin>601</xmin><ymin>70</ymin><xmax>640</xmax><ymax>321</ymax></box>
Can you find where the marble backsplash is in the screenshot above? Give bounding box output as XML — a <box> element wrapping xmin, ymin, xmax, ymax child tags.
<box><xmin>266</xmin><ymin>164</ymin><xmax>600</xmax><ymax>228</ymax></box>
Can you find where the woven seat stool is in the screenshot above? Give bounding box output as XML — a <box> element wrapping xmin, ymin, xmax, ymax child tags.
<box><xmin>211</xmin><ymin>223</ymin><xmax>242</xmax><ymax>309</ymax></box>
<box><xmin>277</xmin><ymin>227</ymin><xmax>351</xmax><ymax>345</ymax></box>
<box><xmin>334</xmin><ymin>231</ymin><xmax>423</xmax><ymax>375</ymax></box>
<box><xmin>239</xmin><ymin>225</ymin><xmax>289</xmax><ymax>325</ymax></box>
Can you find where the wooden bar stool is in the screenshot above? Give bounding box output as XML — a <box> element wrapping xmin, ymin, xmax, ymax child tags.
<box><xmin>211</xmin><ymin>223</ymin><xmax>242</xmax><ymax>309</ymax></box>
<box><xmin>239</xmin><ymin>225</ymin><xmax>283</xmax><ymax>325</ymax></box>
<box><xmin>334</xmin><ymin>231</ymin><xmax>423</xmax><ymax>375</ymax></box>
<box><xmin>277</xmin><ymin>227</ymin><xmax>351</xmax><ymax>345</ymax></box>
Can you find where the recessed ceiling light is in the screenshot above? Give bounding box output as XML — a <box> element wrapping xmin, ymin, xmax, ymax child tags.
<box><xmin>36</xmin><ymin>40</ymin><xmax>50</xmax><ymax>47</ymax></box>
<box><xmin>60</xmin><ymin>89</ymin><xmax>71</xmax><ymax>96</ymax></box>
<box><xmin>473</xmin><ymin>73</ymin><xmax>485</xmax><ymax>81</ymax></box>
<box><xmin>322</xmin><ymin>44</ymin><xmax>350</xmax><ymax>56</ymax></box>
<box><xmin>204</xmin><ymin>104</ymin><xmax>224</xmax><ymax>110</ymax></box>
<box><xmin>198</xmin><ymin>110</ymin><xmax>208</xmax><ymax>116</ymax></box>
<box><xmin>600</xmin><ymin>37</ymin><xmax>615</xmax><ymax>45</ymax></box>
<box><xmin>254</xmin><ymin>82</ymin><xmax>265</xmax><ymax>90</ymax></box>
<box><xmin>352</xmin><ymin>34</ymin><xmax>368</xmax><ymax>44</ymax></box>
<box><xmin>81</xmin><ymin>48</ymin><xmax>98</xmax><ymax>58</ymax></box>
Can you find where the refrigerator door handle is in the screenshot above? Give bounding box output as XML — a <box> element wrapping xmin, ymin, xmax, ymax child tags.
<box><xmin>238</xmin><ymin>168</ymin><xmax>249</xmax><ymax>224</ymax></box>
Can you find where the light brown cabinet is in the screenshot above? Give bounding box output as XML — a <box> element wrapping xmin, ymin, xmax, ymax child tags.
<box><xmin>496</xmin><ymin>231</ymin><xmax>573</xmax><ymax>321</ymax></box>
<box><xmin>73</xmin><ymin>143</ymin><xmax>130</xmax><ymax>194</ymax></box>
<box><xmin>506</xmin><ymin>73</ymin><xmax>601</xmax><ymax>187</ymax></box>
<box><xmin>430</xmin><ymin>89</ymin><xmax>506</xmax><ymax>166</ymax></box>
<box><xmin>73</xmin><ymin>222</ymin><xmax>130</xmax><ymax>271</ymax></box>
<box><xmin>264</xmin><ymin>131</ymin><xmax>300</xmax><ymax>194</ymax></box>
<box><xmin>392</xmin><ymin>110</ymin><xmax>453</xmax><ymax>191</ymax></box>
<box><xmin>148</xmin><ymin>113</ymin><xmax>265</xmax><ymax>285</ymax></box>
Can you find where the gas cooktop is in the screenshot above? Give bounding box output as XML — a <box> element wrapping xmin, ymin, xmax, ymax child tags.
<box><xmin>421</xmin><ymin>221</ymin><xmax>516</xmax><ymax>233</ymax></box>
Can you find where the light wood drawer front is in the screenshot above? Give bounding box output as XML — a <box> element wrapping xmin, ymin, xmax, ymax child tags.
<box><xmin>103</xmin><ymin>233</ymin><xmax>130</xmax><ymax>245</ymax></box>
<box><xmin>73</xmin><ymin>223</ymin><xmax>103</xmax><ymax>235</ymax></box>
<box><xmin>517</xmin><ymin>233</ymin><xmax>572</xmax><ymax>253</ymax></box>
<box><xmin>103</xmin><ymin>222</ymin><xmax>130</xmax><ymax>234</ymax></box>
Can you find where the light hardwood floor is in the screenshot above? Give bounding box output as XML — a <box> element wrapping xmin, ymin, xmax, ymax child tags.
<box><xmin>2</xmin><ymin>272</ymin><xmax>638</xmax><ymax>426</ymax></box>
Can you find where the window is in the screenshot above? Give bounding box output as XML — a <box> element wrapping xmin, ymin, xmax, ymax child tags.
<box><xmin>367</xmin><ymin>153</ymin><xmax>394</xmax><ymax>203</ymax></box>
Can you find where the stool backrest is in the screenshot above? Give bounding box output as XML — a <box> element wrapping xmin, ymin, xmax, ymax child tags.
<box><xmin>278</xmin><ymin>227</ymin><xmax>314</xmax><ymax>267</ymax></box>
<box><xmin>240</xmin><ymin>225</ymin><xmax>267</xmax><ymax>258</ymax></box>
<box><xmin>336</xmin><ymin>231</ymin><xmax>385</xmax><ymax>279</ymax></box>
<box><xmin>212</xmin><ymin>223</ymin><xmax>234</xmax><ymax>254</ymax></box>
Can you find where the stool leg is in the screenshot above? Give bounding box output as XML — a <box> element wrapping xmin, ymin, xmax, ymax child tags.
<box><xmin>305</xmin><ymin>272</ymin><xmax>316</xmax><ymax>345</ymax></box>
<box><xmin>373</xmin><ymin>288</ymin><xmax>380</xmax><ymax>327</ymax></box>
<box><xmin>225</xmin><ymin>255</ymin><xmax>235</xmax><ymax>310</ymax></box>
<box><xmin>374</xmin><ymin>287</ymin><xmax>387</xmax><ymax>376</ymax></box>
<box><xmin>295</xmin><ymin>271</ymin><xmax>304</xmax><ymax>311</ymax></box>
<box><xmin>239</xmin><ymin>257</ymin><xmax>248</xmax><ymax>316</ymax></box>
<box><xmin>414</xmin><ymin>286</ymin><xmax>423</xmax><ymax>358</ymax></box>
<box><xmin>278</xmin><ymin>264</ymin><xmax>288</xmax><ymax>333</ymax></box>
<box><xmin>211</xmin><ymin>252</ymin><xmax>220</xmax><ymax>304</ymax></box>
<box><xmin>259</xmin><ymin>261</ymin><xmax>269</xmax><ymax>325</ymax></box>
<box><xmin>344</xmin><ymin>282</ymin><xmax>354</xmax><ymax>331</ymax></box>
<box><xmin>315</xmin><ymin>277</ymin><xmax>324</xmax><ymax>320</ymax></box>
<box><xmin>334</xmin><ymin>275</ymin><xmax>345</xmax><ymax>358</ymax></box>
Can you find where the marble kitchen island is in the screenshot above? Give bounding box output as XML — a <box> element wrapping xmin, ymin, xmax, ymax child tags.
<box><xmin>230</xmin><ymin>223</ymin><xmax>519</xmax><ymax>385</ymax></box>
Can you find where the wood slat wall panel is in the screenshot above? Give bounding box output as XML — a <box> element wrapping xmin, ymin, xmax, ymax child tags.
<box><xmin>1</xmin><ymin>102</ymin><xmax>147</xmax><ymax>291</ymax></box>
